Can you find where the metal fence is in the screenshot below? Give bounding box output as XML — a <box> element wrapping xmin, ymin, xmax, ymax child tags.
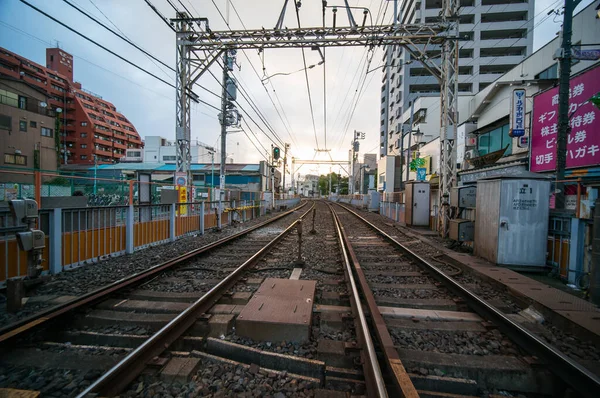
<box><xmin>547</xmin><ymin>214</ymin><xmax>571</xmax><ymax>278</ymax></box>
<box><xmin>0</xmin><ymin>196</ymin><xmax>302</xmax><ymax>286</ymax></box>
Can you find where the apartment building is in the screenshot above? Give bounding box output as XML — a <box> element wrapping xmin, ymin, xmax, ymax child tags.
<box><xmin>0</xmin><ymin>77</ymin><xmax>56</xmax><ymax>183</ymax></box>
<box><xmin>380</xmin><ymin>0</ymin><xmax>535</xmax><ymax>157</ymax></box>
<box><xmin>0</xmin><ymin>47</ymin><xmax>143</xmax><ymax>165</ymax></box>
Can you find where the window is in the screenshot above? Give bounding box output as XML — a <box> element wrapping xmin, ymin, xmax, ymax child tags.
<box><xmin>30</xmin><ymin>121</ymin><xmax>37</xmax><ymax>128</ymax></box>
<box><xmin>4</xmin><ymin>153</ymin><xmax>27</xmax><ymax>165</ymax></box>
<box><xmin>163</xmin><ymin>155</ymin><xmax>177</xmax><ymax>161</ymax></box>
<box><xmin>18</xmin><ymin>96</ymin><xmax>27</xmax><ymax>109</ymax></box>
<box><xmin>535</xmin><ymin>64</ymin><xmax>558</xmax><ymax>79</ymax></box>
<box><xmin>81</xmin><ymin>132</ymin><xmax>87</xmax><ymax>138</ymax></box>
<box><xmin>477</xmin><ymin>123</ymin><xmax>512</xmax><ymax>157</ymax></box>
<box><xmin>0</xmin><ymin>89</ymin><xmax>18</xmax><ymax>107</ymax></box>
<box><xmin>81</xmin><ymin>144</ymin><xmax>87</xmax><ymax>149</ymax></box>
<box><xmin>0</xmin><ymin>114</ymin><xmax>11</xmax><ymax>130</ymax></box>
<box><xmin>41</xmin><ymin>127</ymin><xmax>53</xmax><ymax>137</ymax></box>
<box><xmin>80</xmin><ymin>155</ymin><xmax>88</xmax><ymax>160</ymax></box>
<box><xmin>81</xmin><ymin>121</ymin><xmax>88</xmax><ymax>127</ymax></box>
<box><xmin>19</xmin><ymin>120</ymin><xmax>27</xmax><ymax>132</ymax></box>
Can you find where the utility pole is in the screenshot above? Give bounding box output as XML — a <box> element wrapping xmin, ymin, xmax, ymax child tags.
<box><xmin>555</xmin><ymin>0</ymin><xmax>582</xmax><ymax>210</ymax></box>
<box><xmin>382</xmin><ymin>0</ymin><xmax>398</xmax><ymax>156</ymax></box>
<box><xmin>283</xmin><ymin>143</ymin><xmax>289</xmax><ymax>195</ymax></box>
<box><xmin>405</xmin><ymin>100</ymin><xmax>415</xmax><ymax>185</ymax></box>
<box><xmin>219</xmin><ymin>49</ymin><xmax>238</xmax><ymax>229</ymax></box>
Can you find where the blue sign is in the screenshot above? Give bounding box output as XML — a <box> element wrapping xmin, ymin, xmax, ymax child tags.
<box><xmin>417</xmin><ymin>168</ymin><xmax>426</xmax><ymax>181</ymax></box>
<box><xmin>511</xmin><ymin>89</ymin><xmax>526</xmax><ymax>137</ymax></box>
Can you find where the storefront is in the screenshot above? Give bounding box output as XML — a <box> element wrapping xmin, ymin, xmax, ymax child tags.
<box><xmin>530</xmin><ymin>65</ymin><xmax>600</xmax><ymax>284</ymax></box>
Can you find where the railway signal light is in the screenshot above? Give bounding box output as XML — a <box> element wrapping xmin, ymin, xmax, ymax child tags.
<box><xmin>273</xmin><ymin>146</ymin><xmax>281</xmax><ymax>160</ymax></box>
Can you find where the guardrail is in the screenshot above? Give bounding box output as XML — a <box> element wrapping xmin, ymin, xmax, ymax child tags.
<box><xmin>0</xmin><ymin>199</ymin><xmax>301</xmax><ymax>286</ymax></box>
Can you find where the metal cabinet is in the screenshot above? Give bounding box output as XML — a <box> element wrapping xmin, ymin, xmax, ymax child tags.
<box><xmin>405</xmin><ymin>182</ymin><xmax>430</xmax><ymax>227</ymax></box>
<box><xmin>474</xmin><ymin>176</ymin><xmax>550</xmax><ymax>268</ymax></box>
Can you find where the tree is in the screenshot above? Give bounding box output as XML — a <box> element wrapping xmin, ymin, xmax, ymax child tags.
<box><xmin>317</xmin><ymin>172</ymin><xmax>349</xmax><ymax>194</ymax></box>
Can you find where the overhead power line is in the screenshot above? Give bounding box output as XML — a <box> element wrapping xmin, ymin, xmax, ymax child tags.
<box><xmin>18</xmin><ymin>0</ymin><xmax>221</xmax><ymax>111</ymax></box>
<box><xmin>62</xmin><ymin>0</ymin><xmax>173</xmax><ymax>80</ymax></box>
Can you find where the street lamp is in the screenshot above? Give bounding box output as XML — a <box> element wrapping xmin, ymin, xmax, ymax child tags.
<box><xmin>404</xmin><ymin>127</ymin><xmax>422</xmax><ymax>185</ymax></box>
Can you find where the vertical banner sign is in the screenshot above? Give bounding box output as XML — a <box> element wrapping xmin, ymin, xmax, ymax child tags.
<box><xmin>175</xmin><ymin>172</ymin><xmax>188</xmax><ymax>215</ymax></box>
<box><xmin>530</xmin><ymin>66</ymin><xmax>600</xmax><ymax>172</ymax></box>
<box><xmin>510</xmin><ymin>89</ymin><xmax>526</xmax><ymax>137</ymax></box>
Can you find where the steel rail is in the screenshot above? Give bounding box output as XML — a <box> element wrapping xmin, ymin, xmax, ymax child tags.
<box><xmin>0</xmin><ymin>201</ymin><xmax>307</xmax><ymax>346</ymax></box>
<box><xmin>325</xmin><ymin>201</ymin><xmax>387</xmax><ymax>398</ymax></box>
<box><xmin>330</xmin><ymin>203</ymin><xmax>419</xmax><ymax>398</ymax></box>
<box><xmin>78</xmin><ymin>202</ymin><xmax>316</xmax><ymax>397</ymax></box>
<box><xmin>336</xmin><ymin>202</ymin><xmax>600</xmax><ymax>398</ymax></box>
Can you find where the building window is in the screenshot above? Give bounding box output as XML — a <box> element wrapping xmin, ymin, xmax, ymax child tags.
<box><xmin>4</xmin><ymin>153</ymin><xmax>27</xmax><ymax>165</ymax></box>
<box><xmin>41</xmin><ymin>127</ymin><xmax>53</xmax><ymax>137</ymax></box>
<box><xmin>29</xmin><ymin>121</ymin><xmax>37</xmax><ymax>128</ymax></box>
<box><xmin>81</xmin><ymin>132</ymin><xmax>87</xmax><ymax>138</ymax></box>
<box><xmin>81</xmin><ymin>144</ymin><xmax>87</xmax><ymax>149</ymax></box>
<box><xmin>163</xmin><ymin>155</ymin><xmax>177</xmax><ymax>161</ymax></box>
<box><xmin>535</xmin><ymin>63</ymin><xmax>558</xmax><ymax>79</ymax></box>
<box><xmin>477</xmin><ymin>123</ymin><xmax>512</xmax><ymax>157</ymax></box>
<box><xmin>81</xmin><ymin>155</ymin><xmax>88</xmax><ymax>160</ymax></box>
<box><xmin>81</xmin><ymin>121</ymin><xmax>88</xmax><ymax>127</ymax></box>
<box><xmin>19</xmin><ymin>120</ymin><xmax>27</xmax><ymax>132</ymax></box>
<box><xmin>18</xmin><ymin>96</ymin><xmax>27</xmax><ymax>109</ymax></box>
<box><xmin>0</xmin><ymin>114</ymin><xmax>11</xmax><ymax>130</ymax></box>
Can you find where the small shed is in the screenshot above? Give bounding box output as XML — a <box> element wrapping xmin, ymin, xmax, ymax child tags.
<box><xmin>474</xmin><ymin>172</ymin><xmax>551</xmax><ymax>269</ymax></box>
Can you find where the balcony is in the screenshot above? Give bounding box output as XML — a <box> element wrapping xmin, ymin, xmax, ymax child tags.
<box><xmin>94</xmin><ymin>148</ymin><xmax>113</xmax><ymax>157</ymax></box>
<box><xmin>127</xmin><ymin>136</ymin><xmax>142</xmax><ymax>145</ymax></box>
<box><xmin>113</xmin><ymin>141</ymin><xmax>127</xmax><ymax>150</ymax></box>
<box><xmin>0</xmin><ymin>94</ymin><xmax>56</xmax><ymax>117</ymax></box>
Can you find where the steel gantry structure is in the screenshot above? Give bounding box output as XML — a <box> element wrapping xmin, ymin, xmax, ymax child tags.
<box><xmin>172</xmin><ymin>0</ymin><xmax>460</xmax><ymax>235</ymax></box>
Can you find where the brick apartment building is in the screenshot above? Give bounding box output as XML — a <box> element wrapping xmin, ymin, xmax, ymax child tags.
<box><xmin>0</xmin><ymin>46</ymin><xmax>143</xmax><ymax>166</ymax></box>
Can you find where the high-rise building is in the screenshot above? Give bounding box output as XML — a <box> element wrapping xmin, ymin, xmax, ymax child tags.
<box><xmin>380</xmin><ymin>0</ymin><xmax>535</xmax><ymax>157</ymax></box>
<box><xmin>0</xmin><ymin>46</ymin><xmax>143</xmax><ymax>165</ymax></box>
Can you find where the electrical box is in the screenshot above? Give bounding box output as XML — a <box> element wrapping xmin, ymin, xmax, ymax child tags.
<box><xmin>16</xmin><ymin>230</ymin><xmax>45</xmax><ymax>251</ymax></box>
<box><xmin>449</xmin><ymin>219</ymin><xmax>474</xmax><ymax>242</ymax></box>
<box><xmin>451</xmin><ymin>186</ymin><xmax>477</xmax><ymax>208</ymax></box>
<box><xmin>9</xmin><ymin>199</ymin><xmax>39</xmax><ymax>223</ymax></box>
<box><xmin>474</xmin><ymin>175</ymin><xmax>550</xmax><ymax>268</ymax></box>
<box><xmin>405</xmin><ymin>181</ymin><xmax>430</xmax><ymax>227</ymax></box>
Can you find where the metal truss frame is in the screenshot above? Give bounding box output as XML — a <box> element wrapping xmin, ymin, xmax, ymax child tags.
<box><xmin>173</xmin><ymin>9</ymin><xmax>459</xmax><ymax>236</ymax></box>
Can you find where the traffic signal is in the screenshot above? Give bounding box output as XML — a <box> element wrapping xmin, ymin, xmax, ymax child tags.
<box><xmin>273</xmin><ymin>146</ymin><xmax>281</xmax><ymax>160</ymax></box>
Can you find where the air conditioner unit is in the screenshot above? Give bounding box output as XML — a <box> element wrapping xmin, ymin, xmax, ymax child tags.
<box><xmin>464</xmin><ymin>149</ymin><xmax>478</xmax><ymax>160</ymax></box>
<box><xmin>466</xmin><ymin>137</ymin><xmax>477</xmax><ymax>146</ymax></box>
<box><xmin>394</xmin><ymin>138</ymin><xmax>400</xmax><ymax>149</ymax></box>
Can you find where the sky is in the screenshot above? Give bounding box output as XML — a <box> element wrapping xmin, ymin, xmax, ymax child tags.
<box><xmin>0</xmin><ymin>0</ymin><xmax>595</xmax><ymax>177</ymax></box>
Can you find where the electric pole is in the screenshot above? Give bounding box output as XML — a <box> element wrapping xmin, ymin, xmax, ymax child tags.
<box><xmin>219</xmin><ymin>49</ymin><xmax>238</xmax><ymax>229</ymax></box>
<box><xmin>283</xmin><ymin>143</ymin><xmax>289</xmax><ymax>195</ymax></box>
<box><xmin>555</xmin><ymin>0</ymin><xmax>582</xmax><ymax>210</ymax></box>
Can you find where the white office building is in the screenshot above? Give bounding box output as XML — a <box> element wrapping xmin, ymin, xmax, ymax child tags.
<box><xmin>142</xmin><ymin>136</ymin><xmax>219</xmax><ymax>164</ymax></box>
<box><xmin>380</xmin><ymin>0</ymin><xmax>536</xmax><ymax>159</ymax></box>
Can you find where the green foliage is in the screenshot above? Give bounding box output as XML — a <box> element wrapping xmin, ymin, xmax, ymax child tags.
<box><xmin>318</xmin><ymin>172</ymin><xmax>348</xmax><ymax>194</ymax></box>
<box><xmin>591</xmin><ymin>92</ymin><xmax>600</xmax><ymax>110</ymax></box>
<box><xmin>46</xmin><ymin>176</ymin><xmax>70</xmax><ymax>186</ymax></box>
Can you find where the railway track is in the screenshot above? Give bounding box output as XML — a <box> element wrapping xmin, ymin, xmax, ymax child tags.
<box><xmin>332</xmin><ymin>201</ymin><xmax>600</xmax><ymax>398</ymax></box>
<box><xmin>1</xmin><ymin>200</ymin><xmax>598</xmax><ymax>397</ymax></box>
<box><xmin>0</xmin><ymin>201</ymin><xmax>313</xmax><ymax>397</ymax></box>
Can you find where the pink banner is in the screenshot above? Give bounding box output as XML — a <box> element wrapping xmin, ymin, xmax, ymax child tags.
<box><xmin>530</xmin><ymin>66</ymin><xmax>600</xmax><ymax>172</ymax></box>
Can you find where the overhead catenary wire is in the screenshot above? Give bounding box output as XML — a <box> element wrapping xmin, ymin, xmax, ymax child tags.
<box><xmin>211</xmin><ymin>0</ymin><xmax>300</xmax><ymax>150</ymax></box>
<box><xmin>294</xmin><ymin>1</ymin><xmax>320</xmax><ymax>150</ymax></box>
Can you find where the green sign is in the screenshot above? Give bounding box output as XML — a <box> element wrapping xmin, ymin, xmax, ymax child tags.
<box><xmin>409</xmin><ymin>157</ymin><xmax>426</xmax><ymax>171</ymax></box>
